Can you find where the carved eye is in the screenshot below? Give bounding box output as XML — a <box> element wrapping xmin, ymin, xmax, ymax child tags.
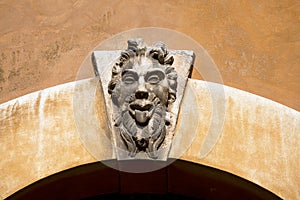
<box><xmin>122</xmin><ymin>75</ymin><xmax>136</xmax><ymax>84</ymax></box>
<box><xmin>145</xmin><ymin>70</ymin><xmax>165</xmax><ymax>84</ymax></box>
<box><xmin>122</xmin><ymin>70</ymin><xmax>138</xmax><ymax>84</ymax></box>
<box><xmin>146</xmin><ymin>74</ymin><xmax>160</xmax><ymax>84</ymax></box>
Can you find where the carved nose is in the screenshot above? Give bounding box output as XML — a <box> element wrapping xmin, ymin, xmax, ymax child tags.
<box><xmin>135</xmin><ymin>90</ymin><xmax>148</xmax><ymax>99</ymax></box>
<box><xmin>136</xmin><ymin>77</ymin><xmax>148</xmax><ymax>99</ymax></box>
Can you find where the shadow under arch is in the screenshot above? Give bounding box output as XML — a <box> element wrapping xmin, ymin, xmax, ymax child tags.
<box><xmin>6</xmin><ymin>159</ymin><xmax>281</xmax><ymax>200</ymax></box>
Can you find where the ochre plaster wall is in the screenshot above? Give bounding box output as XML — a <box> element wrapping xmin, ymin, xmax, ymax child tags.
<box><xmin>0</xmin><ymin>79</ymin><xmax>299</xmax><ymax>199</ymax></box>
<box><xmin>0</xmin><ymin>0</ymin><xmax>299</xmax><ymax>110</ymax></box>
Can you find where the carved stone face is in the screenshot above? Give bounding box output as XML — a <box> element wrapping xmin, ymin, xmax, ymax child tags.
<box><xmin>108</xmin><ymin>39</ymin><xmax>177</xmax><ymax>159</ymax></box>
<box><xmin>118</xmin><ymin>58</ymin><xmax>170</xmax><ymax>124</ymax></box>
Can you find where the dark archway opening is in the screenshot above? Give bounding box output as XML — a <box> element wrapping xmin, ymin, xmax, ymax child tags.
<box><xmin>6</xmin><ymin>159</ymin><xmax>281</xmax><ymax>200</ymax></box>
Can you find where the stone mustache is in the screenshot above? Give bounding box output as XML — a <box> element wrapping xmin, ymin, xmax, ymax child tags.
<box><xmin>108</xmin><ymin>39</ymin><xmax>178</xmax><ymax>159</ymax></box>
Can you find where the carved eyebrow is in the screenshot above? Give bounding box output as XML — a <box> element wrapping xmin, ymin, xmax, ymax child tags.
<box><xmin>122</xmin><ymin>69</ymin><xmax>138</xmax><ymax>78</ymax></box>
<box><xmin>145</xmin><ymin>68</ymin><xmax>165</xmax><ymax>75</ymax></box>
<box><xmin>145</xmin><ymin>68</ymin><xmax>165</xmax><ymax>80</ymax></box>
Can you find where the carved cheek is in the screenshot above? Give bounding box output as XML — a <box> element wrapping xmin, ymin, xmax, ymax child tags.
<box><xmin>119</xmin><ymin>82</ymin><xmax>138</xmax><ymax>103</ymax></box>
<box><xmin>160</xmin><ymin>86</ymin><xmax>170</xmax><ymax>103</ymax></box>
<box><xmin>160</xmin><ymin>79</ymin><xmax>169</xmax><ymax>89</ymax></box>
<box><xmin>159</xmin><ymin>80</ymin><xmax>170</xmax><ymax>101</ymax></box>
<box><xmin>147</xmin><ymin>84</ymin><xmax>169</xmax><ymax>103</ymax></box>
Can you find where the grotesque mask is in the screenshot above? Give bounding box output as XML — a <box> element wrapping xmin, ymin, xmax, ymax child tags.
<box><xmin>108</xmin><ymin>39</ymin><xmax>177</xmax><ymax>159</ymax></box>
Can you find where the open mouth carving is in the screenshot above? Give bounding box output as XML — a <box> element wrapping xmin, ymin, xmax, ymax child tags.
<box><xmin>130</xmin><ymin>103</ymin><xmax>153</xmax><ymax>111</ymax></box>
<box><xmin>129</xmin><ymin>101</ymin><xmax>154</xmax><ymax>124</ymax></box>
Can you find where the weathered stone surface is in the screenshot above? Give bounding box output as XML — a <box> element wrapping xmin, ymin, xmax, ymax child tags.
<box><xmin>0</xmin><ymin>79</ymin><xmax>100</xmax><ymax>198</ymax></box>
<box><xmin>0</xmin><ymin>79</ymin><xmax>299</xmax><ymax>199</ymax></box>
<box><xmin>92</xmin><ymin>39</ymin><xmax>194</xmax><ymax>160</ymax></box>
<box><xmin>171</xmin><ymin>80</ymin><xmax>300</xmax><ymax>199</ymax></box>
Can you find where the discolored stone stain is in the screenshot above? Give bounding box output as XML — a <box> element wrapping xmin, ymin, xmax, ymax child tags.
<box><xmin>6</xmin><ymin>101</ymin><xmax>21</xmax><ymax>134</ymax></box>
<box><xmin>176</xmin><ymin>81</ymin><xmax>212</xmax><ymax>157</ymax></box>
<box><xmin>0</xmin><ymin>67</ymin><xmax>4</xmax><ymax>83</ymax></box>
<box><xmin>34</xmin><ymin>92</ymin><xmax>42</xmax><ymax>116</ymax></box>
<box><xmin>43</xmin><ymin>37</ymin><xmax>75</xmax><ymax>63</ymax></box>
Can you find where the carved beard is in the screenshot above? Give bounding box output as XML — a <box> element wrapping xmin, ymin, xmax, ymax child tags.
<box><xmin>115</xmin><ymin>100</ymin><xmax>167</xmax><ymax>159</ymax></box>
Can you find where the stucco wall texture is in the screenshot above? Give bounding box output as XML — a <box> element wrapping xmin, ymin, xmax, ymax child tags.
<box><xmin>0</xmin><ymin>0</ymin><xmax>299</xmax><ymax>110</ymax></box>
